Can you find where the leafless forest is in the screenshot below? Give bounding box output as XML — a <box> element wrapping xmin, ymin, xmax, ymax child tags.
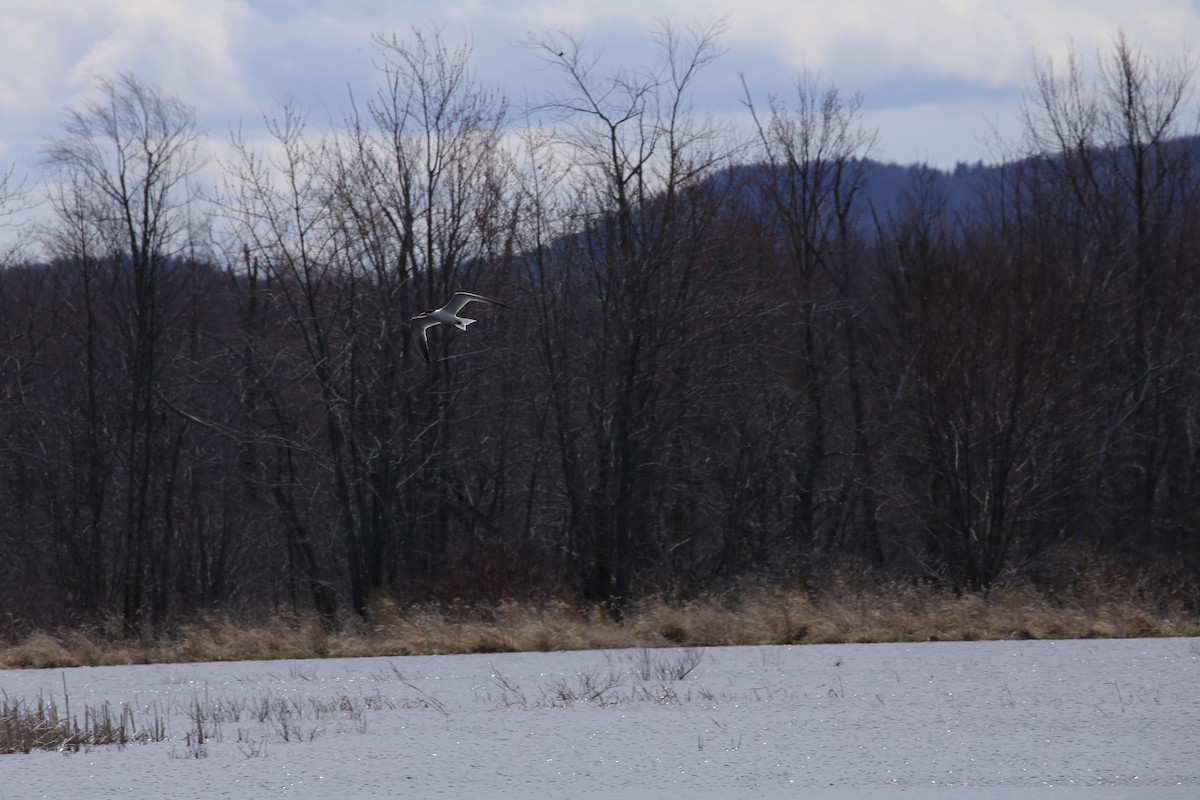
<box><xmin>2</xmin><ymin>25</ymin><xmax>1198</xmax><ymax>636</ymax></box>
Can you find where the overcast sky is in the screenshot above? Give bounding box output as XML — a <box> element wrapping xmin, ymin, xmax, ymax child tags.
<box><xmin>2</xmin><ymin>1</ymin><xmax>1199</xmax><ymax>203</ymax></box>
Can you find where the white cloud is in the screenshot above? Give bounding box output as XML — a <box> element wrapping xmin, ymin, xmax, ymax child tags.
<box><xmin>68</xmin><ymin>1</ymin><xmax>252</xmax><ymax>115</ymax></box>
<box><xmin>725</xmin><ymin>1</ymin><xmax>1200</xmax><ymax>93</ymax></box>
<box><xmin>1</xmin><ymin>0</ymin><xmax>1198</xmax><ymax>195</ymax></box>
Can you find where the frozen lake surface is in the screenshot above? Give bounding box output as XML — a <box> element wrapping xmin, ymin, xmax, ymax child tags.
<box><xmin>2</xmin><ymin>637</ymin><xmax>1198</xmax><ymax>799</ymax></box>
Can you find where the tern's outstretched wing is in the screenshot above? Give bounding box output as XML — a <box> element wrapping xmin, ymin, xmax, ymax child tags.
<box><xmin>410</xmin><ymin>315</ymin><xmax>438</xmax><ymax>363</ymax></box>
<box><xmin>444</xmin><ymin>291</ymin><xmax>512</xmax><ymax>314</ymax></box>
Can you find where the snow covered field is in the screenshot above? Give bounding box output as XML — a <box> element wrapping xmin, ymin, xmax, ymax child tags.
<box><xmin>3</xmin><ymin>637</ymin><xmax>1198</xmax><ymax>799</ymax></box>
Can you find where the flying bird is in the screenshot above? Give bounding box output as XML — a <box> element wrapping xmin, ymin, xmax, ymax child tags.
<box><xmin>410</xmin><ymin>291</ymin><xmax>511</xmax><ymax>363</ymax></box>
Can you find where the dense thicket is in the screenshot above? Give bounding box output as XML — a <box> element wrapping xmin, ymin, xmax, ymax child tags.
<box><xmin>2</xmin><ymin>27</ymin><xmax>1198</xmax><ymax>632</ymax></box>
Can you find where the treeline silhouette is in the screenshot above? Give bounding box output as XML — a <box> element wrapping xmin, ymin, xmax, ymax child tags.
<box><xmin>1</xmin><ymin>26</ymin><xmax>1198</xmax><ymax>634</ymax></box>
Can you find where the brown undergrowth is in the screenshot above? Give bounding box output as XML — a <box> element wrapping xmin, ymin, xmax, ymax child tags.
<box><xmin>2</xmin><ymin>579</ymin><xmax>1197</xmax><ymax>670</ymax></box>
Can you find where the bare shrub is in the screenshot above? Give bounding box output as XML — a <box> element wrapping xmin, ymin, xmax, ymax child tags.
<box><xmin>634</xmin><ymin>648</ymin><xmax>703</xmax><ymax>681</ymax></box>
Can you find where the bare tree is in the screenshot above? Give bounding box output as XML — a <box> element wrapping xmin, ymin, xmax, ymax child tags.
<box><xmin>221</xmin><ymin>103</ymin><xmax>346</xmax><ymax>623</ymax></box>
<box><xmin>1020</xmin><ymin>32</ymin><xmax>1200</xmax><ymax>551</ymax></box>
<box><xmin>331</xmin><ymin>27</ymin><xmax>517</xmax><ymax>609</ymax></box>
<box><xmin>0</xmin><ymin>162</ymin><xmax>34</xmax><ymax>266</ymax></box>
<box><xmin>524</xmin><ymin>18</ymin><xmax>740</xmax><ymax>610</ymax></box>
<box><xmin>743</xmin><ymin>72</ymin><xmax>879</xmax><ymax>564</ymax></box>
<box><xmin>41</xmin><ymin>73</ymin><xmax>206</xmax><ymax>632</ymax></box>
<box><xmin>222</xmin><ymin>27</ymin><xmax>517</xmax><ymax>617</ymax></box>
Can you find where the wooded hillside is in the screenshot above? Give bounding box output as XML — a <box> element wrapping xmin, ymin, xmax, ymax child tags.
<box><xmin>1</xmin><ymin>27</ymin><xmax>1197</xmax><ymax>634</ymax></box>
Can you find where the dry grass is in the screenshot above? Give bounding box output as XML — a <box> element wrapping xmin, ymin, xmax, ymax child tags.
<box><xmin>0</xmin><ymin>693</ymin><xmax>164</xmax><ymax>754</ymax></box>
<box><xmin>2</xmin><ymin>579</ymin><xmax>1196</xmax><ymax>670</ymax></box>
